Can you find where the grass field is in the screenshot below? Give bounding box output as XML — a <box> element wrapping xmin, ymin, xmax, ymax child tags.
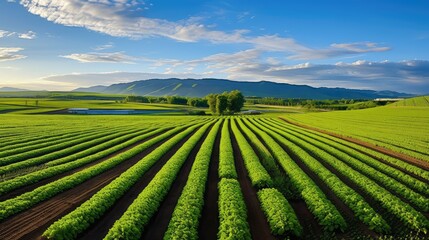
<box><xmin>0</xmin><ymin>104</ymin><xmax>428</xmax><ymax>239</ymax></box>
<box><xmin>285</xmin><ymin>96</ymin><xmax>429</xmax><ymax>163</ymax></box>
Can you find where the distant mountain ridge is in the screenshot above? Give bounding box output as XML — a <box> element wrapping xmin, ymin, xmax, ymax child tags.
<box><xmin>0</xmin><ymin>87</ymin><xmax>29</xmax><ymax>92</ymax></box>
<box><xmin>74</xmin><ymin>78</ymin><xmax>414</xmax><ymax>99</ymax></box>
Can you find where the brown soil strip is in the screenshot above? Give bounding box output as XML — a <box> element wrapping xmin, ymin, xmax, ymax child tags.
<box><xmin>269</xmin><ymin>129</ymin><xmax>378</xmax><ymax>239</ymax></box>
<box><xmin>198</xmin><ymin>123</ymin><xmax>221</xmax><ymax>240</ymax></box>
<box><xmin>0</xmin><ymin>129</ymin><xmax>169</xmax><ymax>202</ymax></box>
<box><xmin>280</xmin><ymin>118</ymin><xmax>429</xmax><ymax>171</ymax></box>
<box><xmin>140</xmin><ymin>125</ymin><xmax>212</xmax><ymax>240</ymax></box>
<box><xmin>80</xmin><ymin>127</ymin><xmax>203</xmax><ymax>240</ymax></box>
<box><xmin>0</xmin><ymin>132</ymin><xmax>176</xmax><ymax>240</ymax></box>
<box><xmin>229</xmin><ymin>123</ymin><xmax>275</xmax><ymax>240</ymax></box>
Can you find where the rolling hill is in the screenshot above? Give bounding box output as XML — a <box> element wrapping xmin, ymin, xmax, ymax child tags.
<box><xmin>74</xmin><ymin>78</ymin><xmax>413</xmax><ymax>99</ymax></box>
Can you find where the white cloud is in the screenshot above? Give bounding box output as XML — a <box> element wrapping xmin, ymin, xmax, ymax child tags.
<box><xmin>18</xmin><ymin>30</ymin><xmax>36</xmax><ymax>39</ymax></box>
<box><xmin>142</xmin><ymin>50</ymin><xmax>429</xmax><ymax>94</ymax></box>
<box><xmin>19</xmin><ymin>0</ymin><xmax>389</xmax><ymax>59</ymax></box>
<box><xmin>0</xmin><ymin>47</ymin><xmax>27</xmax><ymax>62</ymax></box>
<box><xmin>61</xmin><ymin>52</ymin><xmax>137</xmax><ymax>63</ymax></box>
<box><xmin>93</xmin><ymin>43</ymin><xmax>114</xmax><ymax>51</ymax></box>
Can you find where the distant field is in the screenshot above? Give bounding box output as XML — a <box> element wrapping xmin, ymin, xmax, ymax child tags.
<box><xmin>390</xmin><ymin>96</ymin><xmax>429</xmax><ymax>107</ymax></box>
<box><xmin>0</xmin><ymin>98</ymin><xmax>192</xmax><ymax>114</ymax></box>
<box><xmin>0</xmin><ymin>113</ymin><xmax>428</xmax><ymax>239</ymax></box>
<box><xmin>285</xmin><ymin>96</ymin><xmax>429</xmax><ymax>162</ymax></box>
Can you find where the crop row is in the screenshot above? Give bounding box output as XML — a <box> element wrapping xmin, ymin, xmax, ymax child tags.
<box><xmin>0</xmin><ymin>127</ymin><xmax>161</xmax><ymax>195</ymax></box>
<box><xmin>256</xmin><ymin>119</ymin><xmax>429</xmax><ymax>233</ymax></box>
<box><xmin>0</xmin><ymin>128</ymin><xmax>127</xmax><ymax>174</ymax></box>
<box><xmin>241</xmin><ymin>119</ymin><xmax>347</xmax><ymax>232</ymax></box>
<box><xmin>250</xmin><ymin>118</ymin><xmax>390</xmax><ymax>233</ymax></box>
<box><xmin>218</xmin><ymin>119</ymin><xmax>237</xmax><ymax>179</ymax></box>
<box><xmin>236</xmin><ymin>118</ymin><xmax>296</xmax><ymax>199</ymax></box>
<box><xmin>164</xmin><ymin>120</ymin><xmax>222</xmax><ymax>240</ymax></box>
<box><xmin>263</xmin><ymin>118</ymin><xmax>429</xmax><ymax>207</ymax></box>
<box><xmin>217</xmin><ymin>178</ymin><xmax>251</xmax><ymax>240</ymax></box>
<box><xmin>102</xmin><ymin>122</ymin><xmax>213</xmax><ymax>240</ymax></box>
<box><xmin>257</xmin><ymin>188</ymin><xmax>302</xmax><ymax>236</ymax></box>
<box><xmin>267</xmin><ymin>118</ymin><xmax>429</xmax><ymax>196</ymax></box>
<box><xmin>0</xmin><ymin>123</ymin><xmax>196</xmax><ymax>221</ymax></box>
<box><xmin>230</xmin><ymin>119</ymin><xmax>272</xmax><ymax>189</ymax></box>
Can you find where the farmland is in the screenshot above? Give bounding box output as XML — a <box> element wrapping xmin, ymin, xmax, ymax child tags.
<box><xmin>0</xmin><ymin>100</ymin><xmax>428</xmax><ymax>240</ymax></box>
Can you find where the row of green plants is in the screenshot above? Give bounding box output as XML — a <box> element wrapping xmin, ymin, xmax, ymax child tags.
<box><xmin>230</xmin><ymin>119</ymin><xmax>272</xmax><ymax>189</ymax></box>
<box><xmin>0</xmin><ymin>127</ymin><xmax>110</xmax><ymax>167</ymax></box>
<box><xmin>0</xmin><ymin>128</ymin><xmax>161</xmax><ymax>195</ymax></box>
<box><xmin>218</xmin><ymin>119</ymin><xmax>237</xmax><ymax>179</ymax></box>
<box><xmin>257</xmin><ymin>188</ymin><xmax>302</xmax><ymax>236</ymax></box>
<box><xmin>278</xmin><ymin>117</ymin><xmax>429</xmax><ymax>182</ymax></box>
<box><xmin>217</xmin><ymin>178</ymin><xmax>251</xmax><ymax>240</ymax></box>
<box><xmin>164</xmin><ymin>120</ymin><xmax>222</xmax><ymax>239</ymax></box>
<box><xmin>241</xmin><ymin>119</ymin><xmax>347</xmax><ymax>232</ymax></box>
<box><xmin>0</xmin><ymin>127</ymin><xmax>105</xmax><ymax>158</ymax></box>
<box><xmin>262</xmin><ymin>118</ymin><xmax>429</xmax><ymax>210</ymax></box>
<box><xmin>252</xmin><ymin>119</ymin><xmax>390</xmax><ymax>233</ymax></box>
<box><xmin>42</xmin><ymin>122</ymin><xmax>209</xmax><ymax>240</ymax></box>
<box><xmin>236</xmin><ymin>118</ymin><xmax>296</xmax><ymax>199</ymax></box>
<box><xmin>0</xmin><ymin>128</ymin><xmax>122</xmax><ymax>173</ymax></box>
<box><xmin>102</xmin><ymin>122</ymin><xmax>213</xmax><ymax>240</ymax></box>
<box><xmin>266</xmin><ymin>118</ymin><xmax>429</xmax><ymax>196</ymax></box>
<box><xmin>256</xmin><ymin>119</ymin><xmax>429</xmax><ymax>233</ymax></box>
<box><xmin>0</xmin><ymin>126</ymin><xmax>99</xmax><ymax>151</ymax></box>
<box><xmin>0</xmin><ymin>124</ymin><xmax>192</xmax><ymax>221</ymax></box>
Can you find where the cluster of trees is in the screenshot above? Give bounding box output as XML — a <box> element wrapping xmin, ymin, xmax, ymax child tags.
<box><xmin>206</xmin><ymin>90</ymin><xmax>245</xmax><ymax>115</ymax></box>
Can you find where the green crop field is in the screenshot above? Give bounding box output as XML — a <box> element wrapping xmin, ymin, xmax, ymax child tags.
<box><xmin>0</xmin><ymin>96</ymin><xmax>428</xmax><ymax>240</ymax></box>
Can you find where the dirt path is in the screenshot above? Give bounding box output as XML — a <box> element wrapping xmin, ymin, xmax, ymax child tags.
<box><xmin>0</xmin><ymin>129</ymin><xmax>168</xmax><ymax>202</ymax></box>
<box><xmin>198</xmin><ymin>124</ymin><xmax>221</xmax><ymax>240</ymax></box>
<box><xmin>229</xmin><ymin>123</ymin><xmax>275</xmax><ymax>240</ymax></box>
<box><xmin>80</xmin><ymin>128</ymin><xmax>202</xmax><ymax>240</ymax></box>
<box><xmin>0</xmin><ymin>132</ymin><xmax>175</xmax><ymax>240</ymax></box>
<box><xmin>140</xmin><ymin>125</ymin><xmax>212</xmax><ymax>240</ymax></box>
<box><xmin>280</xmin><ymin>118</ymin><xmax>429</xmax><ymax>171</ymax></box>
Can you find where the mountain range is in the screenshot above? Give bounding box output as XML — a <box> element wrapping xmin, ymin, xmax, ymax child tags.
<box><xmin>73</xmin><ymin>78</ymin><xmax>414</xmax><ymax>99</ymax></box>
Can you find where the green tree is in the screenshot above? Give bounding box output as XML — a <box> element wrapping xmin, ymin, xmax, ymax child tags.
<box><xmin>227</xmin><ymin>90</ymin><xmax>245</xmax><ymax>113</ymax></box>
<box><xmin>206</xmin><ymin>94</ymin><xmax>217</xmax><ymax>113</ymax></box>
<box><xmin>216</xmin><ymin>94</ymin><xmax>228</xmax><ymax>115</ymax></box>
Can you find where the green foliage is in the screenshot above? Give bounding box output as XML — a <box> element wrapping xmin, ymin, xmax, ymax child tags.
<box><xmin>230</xmin><ymin>119</ymin><xmax>272</xmax><ymax>189</ymax></box>
<box><xmin>0</xmin><ymin>128</ymin><xmax>157</xmax><ymax>195</ymax></box>
<box><xmin>0</xmin><ymin>125</ymin><xmax>189</xmax><ymax>221</ymax></box>
<box><xmin>42</xmin><ymin>123</ymin><xmax>208</xmax><ymax>240</ymax></box>
<box><xmin>243</xmin><ymin>118</ymin><xmax>347</xmax><ymax>232</ymax></box>
<box><xmin>103</xmin><ymin>122</ymin><xmax>213</xmax><ymax>240</ymax></box>
<box><xmin>206</xmin><ymin>90</ymin><xmax>245</xmax><ymax>115</ymax></box>
<box><xmin>257</xmin><ymin>118</ymin><xmax>429</xmax><ymax>233</ymax></box>
<box><xmin>164</xmin><ymin>120</ymin><xmax>222</xmax><ymax>240</ymax></box>
<box><xmin>218</xmin><ymin>119</ymin><xmax>238</xmax><ymax>179</ymax></box>
<box><xmin>218</xmin><ymin>178</ymin><xmax>251</xmax><ymax>240</ymax></box>
<box><xmin>257</xmin><ymin>188</ymin><xmax>302</xmax><ymax>236</ymax></box>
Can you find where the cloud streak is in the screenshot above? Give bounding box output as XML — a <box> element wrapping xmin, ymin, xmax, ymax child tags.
<box><xmin>61</xmin><ymin>52</ymin><xmax>137</xmax><ymax>63</ymax></box>
<box><xmin>19</xmin><ymin>0</ymin><xmax>388</xmax><ymax>59</ymax></box>
<box><xmin>0</xmin><ymin>47</ymin><xmax>27</xmax><ymax>61</ymax></box>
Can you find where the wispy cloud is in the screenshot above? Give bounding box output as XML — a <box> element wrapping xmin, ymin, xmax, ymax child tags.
<box><xmin>0</xmin><ymin>47</ymin><xmax>27</xmax><ymax>62</ymax></box>
<box><xmin>141</xmin><ymin>49</ymin><xmax>429</xmax><ymax>93</ymax></box>
<box><xmin>61</xmin><ymin>52</ymin><xmax>137</xmax><ymax>63</ymax></box>
<box><xmin>0</xmin><ymin>29</ymin><xmax>36</xmax><ymax>39</ymax></box>
<box><xmin>18</xmin><ymin>30</ymin><xmax>36</xmax><ymax>39</ymax></box>
<box><xmin>93</xmin><ymin>43</ymin><xmax>114</xmax><ymax>51</ymax></box>
<box><xmin>19</xmin><ymin>0</ymin><xmax>388</xmax><ymax>59</ymax></box>
<box><xmin>288</xmin><ymin>42</ymin><xmax>390</xmax><ymax>60</ymax></box>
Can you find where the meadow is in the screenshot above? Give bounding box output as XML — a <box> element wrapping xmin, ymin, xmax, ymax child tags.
<box><xmin>0</xmin><ymin>95</ymin><xmax>428</xmax><ymax>239</ymax></box>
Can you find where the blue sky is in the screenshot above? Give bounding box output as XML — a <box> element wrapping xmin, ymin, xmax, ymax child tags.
<box><xmin>0</xmin><ymin>0</ymin><xmax>428</xmax><ymax>93</ymax></box>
